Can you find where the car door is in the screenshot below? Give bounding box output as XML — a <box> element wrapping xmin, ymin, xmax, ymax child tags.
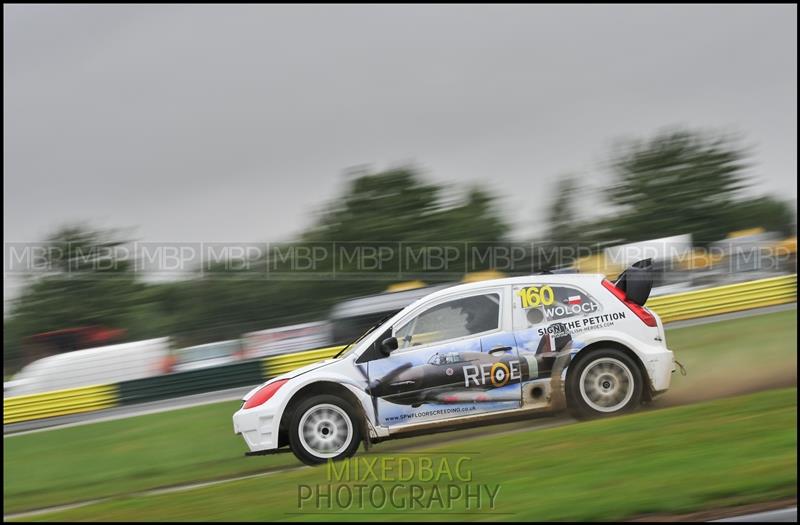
<box><xmin>366</xmin><ymin>288</ymin><xmax>523</xmax><ymax>428</ymax></box>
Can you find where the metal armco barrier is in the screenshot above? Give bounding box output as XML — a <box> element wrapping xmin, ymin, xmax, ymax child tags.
<box><xmin>3</xmin><ymin>384</ymin><xmax>119</xmax><ymax>424</ymax></box>
<box><xmin>117</xmin><ymin>360</ymin><xmax>265</xmax><ymax>405</ymax></box>
<box><xmin>647</xmin><ymin>274</ymin><xmax>797</xmax><ymax>323</ymax></box>
<box><xmin>4</xmin><ymin>274</ymin><xmax>796</xmax><ymax>425</ymax></box>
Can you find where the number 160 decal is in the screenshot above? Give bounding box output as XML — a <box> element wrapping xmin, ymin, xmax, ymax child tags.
<box><xmin>516</xmin><ymin>285</ymin><xmax>555</xmax><ymax>308</ymax></box>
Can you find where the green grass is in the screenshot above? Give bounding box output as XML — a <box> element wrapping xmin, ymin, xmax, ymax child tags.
<box><xmin>11</xmin><ymin>388</ymin><xmax>798</xmax><ymax>521</ymax></box>
<box><xmin>3</xmin><ymin>309</ymin><xmax>797</xmax><ymax>516</ymax></box>
<box><xmin>3</xmin><ymin>400</ymin><xmax>268</xmax><ymax>514</ymax></box>
<box><xmin>665</xmin><ymin>309</ymin><xmax>797</xmax><ymax>398</ymax></box>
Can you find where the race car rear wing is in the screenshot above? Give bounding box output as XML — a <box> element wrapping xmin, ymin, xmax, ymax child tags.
<box><xmin>613</xmin><ymin>258</ymin><xmax>653</xmax><ymax>306</ymax></box>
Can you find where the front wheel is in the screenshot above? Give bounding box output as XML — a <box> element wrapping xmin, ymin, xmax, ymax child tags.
<box><xmin>566</xmin><ymin>349</ymin><xmax>643</xmax><ymax>420</ymax></box>
<box><xmin>288</xmin><ymin>394</ymin><xmax>361</xmax><ymax>466</ymax></box>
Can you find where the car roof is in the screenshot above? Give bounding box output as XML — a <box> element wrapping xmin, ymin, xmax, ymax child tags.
<box><xmin>393</xmin><ymin>273</ymin><xmax>605</xmax><ymax>315</ymax></box>
<box><xmin>420</xmin><ymin>273</ymin><xmax>604</xmax><ymax>299</ymax></box>
<box><xmin>331</xmin><ymin>273</ymin><xmax>606</xmax><ymax>320</ymax></box>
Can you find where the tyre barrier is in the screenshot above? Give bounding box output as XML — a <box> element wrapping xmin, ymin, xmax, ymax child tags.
<box><xmin>3</xmin><ymin>384</ymin><xmax>119</xmax><ymax>424</ymax></box>
<box><xmin>647</xmin><ymin>274</ymin><xmax>797</xmax><ymax>323</ymax></box>
<box><xmin>4</xmin><ymin>274</ymin><xmax>796</xmax><ymax>425</ymax></box>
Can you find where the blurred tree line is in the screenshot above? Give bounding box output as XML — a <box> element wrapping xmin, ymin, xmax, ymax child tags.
<box><xmin>3</xmin><ymin>128</ymin><xmax>794</xmax><ymax>372</ymax></box>
<box><xmin>550</xmin><ymin>129</ymin><xmax>794</xmax><ymax>247</ymax></box>
<box><xmin>3</xmin><ymin>169</ymin><xmax>509</xmax><ymax>371</ymax></box>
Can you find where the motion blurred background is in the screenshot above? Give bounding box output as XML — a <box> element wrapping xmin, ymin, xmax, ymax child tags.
<box><xmin>2</xmin><ymin>4</ymin><xmax>797</xmax><ymax>522</ymax></box>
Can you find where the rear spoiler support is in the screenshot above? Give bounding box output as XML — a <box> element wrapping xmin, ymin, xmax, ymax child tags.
<box><xmin>613</xmin><ymin>258</ymin><xmax>654</xmax><ymax>306</ymax></box>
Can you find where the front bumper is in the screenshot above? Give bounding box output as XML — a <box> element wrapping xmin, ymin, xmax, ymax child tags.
<box><xmin>233</xmin><ymin>402</ymin><xmax>281</xmax><ymax>453</ymax></box>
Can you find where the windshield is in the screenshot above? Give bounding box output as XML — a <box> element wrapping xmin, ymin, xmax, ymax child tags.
<box><xmin>334</xmin><ymin>314</ymin><xmax>393</xmax><ymax>359</ymax></box>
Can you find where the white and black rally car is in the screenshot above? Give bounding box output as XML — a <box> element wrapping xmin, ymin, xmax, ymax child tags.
<box><xmin>234</xmin><ymin>261</ymin><xmax>675</xmax><ymax>465</ymax></box>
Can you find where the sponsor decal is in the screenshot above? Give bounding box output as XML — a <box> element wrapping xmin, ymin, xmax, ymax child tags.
<box><xmin>516</xmin><ymin>285</ymin><xmax>555</xmax><ymax>309</ymax></box>
<box><xmin>385</xmin><ymin>405</ymin><xmax>478</xmax><ymax>422</ymax></box>
<box><xmin>463</xmin><ymin>360</ymin><xmax>521</xmax><ymax>387</ymax></box>
<box><xmin>543</xmin><ymin>300</ymin><xmax>600</xmax><ymax>319</ymax></box>
<box><xmin>537</xmin><ymin>311</ymin><xmax>628</xmax><ymax>337</ymax></box>
<box><xmin>537</xmin><ymin>323</ymin><xmax>571</xmax><ymax>338</ymax></box>
<box><xmin>517</xmin><ymin>285</ymin><xmax>602</xmax><ymax>320</ymax></box>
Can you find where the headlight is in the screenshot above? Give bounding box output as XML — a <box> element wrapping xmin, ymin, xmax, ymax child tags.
<box><xmin>242</xmin><ymin>379</ymin><xmax>288</xmax><ymax>409</ymax></box>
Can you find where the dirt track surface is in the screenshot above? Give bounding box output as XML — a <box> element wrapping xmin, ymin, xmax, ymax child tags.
<box><xmin>654</xmin><ymin>369</ymin><xmax>798</xmax><ymax>408</ymax></box>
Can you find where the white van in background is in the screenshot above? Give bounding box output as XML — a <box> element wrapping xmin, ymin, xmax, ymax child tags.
<box><xmin>170</xmin><ymin>339</ymin><xmax>243</xmax><ymax>373</ymax></box>
<box><xmin>3</xmin><ymin>337</ymin><xmax>171</xmax><ymax>397</ymax></box>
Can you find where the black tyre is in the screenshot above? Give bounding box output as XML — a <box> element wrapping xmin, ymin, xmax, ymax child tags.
<box><xmin>566</xmin><ymin>348</ymin><xmax>643</xmax><ymax>420</ymax></box>
<box><xmin>288</xmin><ymin>394</ymin><xmax>362</xmax><ymax>466</ymax></box>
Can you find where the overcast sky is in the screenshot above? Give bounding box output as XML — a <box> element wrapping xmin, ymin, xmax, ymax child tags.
<box><xmin>3</xmin><ymin>4</ymin><xmax>797</xmax><ymax>298</ymax></box>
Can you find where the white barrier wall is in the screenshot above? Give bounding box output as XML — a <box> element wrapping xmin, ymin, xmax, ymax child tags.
<box><xmin>4</xmin><ymin>337</ymin><xmax>170</xmax><ymax>397</ymax></box>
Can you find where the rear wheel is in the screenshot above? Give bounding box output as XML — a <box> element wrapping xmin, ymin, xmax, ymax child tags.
<box><xmin>288</xmin><ymin>394</ymin><xmax>361</xmax><ymax>465</ymax></box>
<box><xmin>566</xmin><ymin>349</ymin><xmax>643</xmax><ymax>419</ymax></box>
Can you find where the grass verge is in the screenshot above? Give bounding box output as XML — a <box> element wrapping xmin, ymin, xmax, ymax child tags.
<box><xmin>11</xmin><ymin>388</ymin><xmax>797</xmax><ymax>521</ymax></box>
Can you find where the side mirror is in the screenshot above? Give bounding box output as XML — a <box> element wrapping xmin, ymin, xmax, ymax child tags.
<box><xmin>380</xmin><ymin>336</ymin><xmax>399</xmax><ymax>355</ymax></box>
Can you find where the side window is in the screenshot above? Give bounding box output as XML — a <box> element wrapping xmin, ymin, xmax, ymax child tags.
<box><xmin>395</xmin><ymin>293</ymin><xmax>500</xmax><ymax>349</ymax></box>
<box><xmin>513</xmin><ymin>303</ymin><xmax>547</xmax><ymax>331</ymax></box>
<box><xmin>513</xmin><ymin>283</ymin><xmax>601</xmax><ymax>330</ymax></box>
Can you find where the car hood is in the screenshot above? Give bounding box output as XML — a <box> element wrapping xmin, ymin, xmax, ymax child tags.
<box><xmin>281</xmin><ymin>357</ymin><xmax>338</xmax><ymax>379</ymax></box>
